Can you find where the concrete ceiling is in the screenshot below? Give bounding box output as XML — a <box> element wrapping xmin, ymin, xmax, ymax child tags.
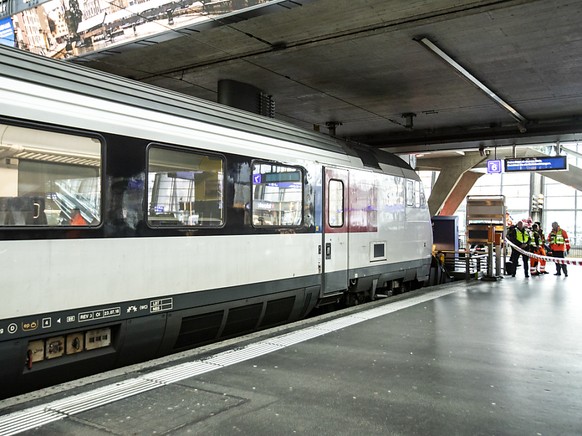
<box><xmin>71</xmin><ymin>0</ymin><xmax>582</xmax><ymax>156</ymax></box>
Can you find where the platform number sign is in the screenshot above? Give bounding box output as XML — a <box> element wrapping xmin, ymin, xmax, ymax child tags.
<box><xmin>487</xmin><ymin>159</ymin><xmax>503</xmax><ymax>174</ymax></box>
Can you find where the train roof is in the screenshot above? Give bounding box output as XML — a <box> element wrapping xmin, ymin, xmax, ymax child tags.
<box><xmin>0</xmin><ymin>46</ymin><xmax>412</xmax><ymax>172</ymax></box>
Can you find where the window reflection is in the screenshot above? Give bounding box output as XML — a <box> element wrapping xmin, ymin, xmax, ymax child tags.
<box><xmin>252</xmin><ymin>163</ymin><xmax>303</xmax><ymax>227</ymax></box>
<box><xmin>0</xmin><ymin>124</ymin><xmax>101</xmax><ymax>227</ymax></box>
<box><xmin>147</xmin><ymin>147</ymin><xmax>224</xmax><ymax>227</ymax></box>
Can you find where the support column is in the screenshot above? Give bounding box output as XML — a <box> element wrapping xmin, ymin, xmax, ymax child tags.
<box><xmin>421</xmin><ymin>153</ymin><xmax>486</xmax><ymax>216</ymax></box>
<box><xmin>439</xmin><ymin>171</ymin><xmax>484</xmax><ymax>216</ymax></box>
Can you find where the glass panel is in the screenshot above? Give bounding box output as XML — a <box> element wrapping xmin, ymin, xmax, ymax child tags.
<box><xmin>328</xmin><ymin>179</ymin><xmax>344</xmax><ymax>227</ymax></box>
<box><xmin>543</xmin><ymin>176</ymin><xmax>580</xmax><ymax>246</ymax></box>
<box><xmin>252</xmin><ymin>163</ymin><xmax>303</xmax><ymax>227</ymax></box>
<box><xmin>406</xmin><ymin>180</ymin><xmax>414</xmax><ymax>206</ymax></box>
<box><xmin>502</xmin><ymin>172</ymin><xmax>531</xmax><ymax>185</ymax></box>
<box><xmin>418</xmin><ymin>170</ymin><xmax>439</xmax><ymax>198</ymax></box>
<box><xmin>147</xmin><ymin>147</ymin><xmax>223</xmax><ymax>227</ymax></box>
<box><xmin>545</xmin><ymin>196</ymin><xmax>576</xmax><ymax>210</ymax></box>
<box><xmin>545</xmin><ymin>182</ymin><xmax>576</xmax><ymax>197</ymax></box>
<box><xmin>506</xmin><ymin>197</ymin><xmax>531</xmax><ymax>212</ymax></box>
<box><xmin>544</xmin><ymin>211</ymin><xmax>575</xmax><ymax>236</ymax></box>
<box><xmin>0</xmin><ymin>124</ymin><xmax>101</xmax><ymax>226</ymax></box>
<box><xmin>415</xmin><ymin>181</ymin><xmax>422</xmax><ymax>207</ymax></box>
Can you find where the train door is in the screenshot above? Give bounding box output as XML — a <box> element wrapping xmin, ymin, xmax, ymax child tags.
<box><xmin>323</xmin><ymin>167</ymin><xmax>349</xmax><ymax>294</ymax></box>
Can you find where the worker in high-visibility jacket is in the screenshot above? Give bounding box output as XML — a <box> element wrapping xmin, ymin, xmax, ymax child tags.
<box><xmin>547</xmin><ymin>221</ymin><xmax>570</xmax><ymax>277</ymax></box>
<box><xmin>529</xmin><ymin>222</ymin><xmax>547</xmax><ymax>275</ymax></box>
<box><xmin>508</xmin><ymin>220</ymin><xmax>532</xmax><ymax>278</ymax></box>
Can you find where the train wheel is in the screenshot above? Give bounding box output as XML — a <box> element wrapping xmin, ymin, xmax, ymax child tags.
<box><xmin>346</xmin><ymin>293</ymin><xmax>360</xmax><ymax>307</ymax></box>
<box><xmin>391</xmin><ymin>280</ymin><xmax>403</xmax><ymax>295</ymax></box>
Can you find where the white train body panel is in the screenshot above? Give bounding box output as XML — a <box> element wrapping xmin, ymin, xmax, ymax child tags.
<box><xmin>0</xmin><ymin>234</ymin><xmax>322</xmax><ymax>319</ymax></box>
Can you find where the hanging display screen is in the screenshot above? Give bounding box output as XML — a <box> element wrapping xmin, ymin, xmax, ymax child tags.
<box><xmin>504</xmin><ymin>156</ymin><xmax>568</xmax><ymax>172</ymax></box>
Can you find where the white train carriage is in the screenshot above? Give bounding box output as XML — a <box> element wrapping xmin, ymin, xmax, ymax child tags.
<box><xmin>0</xmin><ymin>45</ymin><xmax>432</xmax><ymax>398</ymax></box>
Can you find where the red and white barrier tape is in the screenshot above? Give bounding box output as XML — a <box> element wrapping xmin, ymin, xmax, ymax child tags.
<box><xmin>505</xmin><ymin>239</ymin><xmax>582</xmax><ymax>266</ymax></box>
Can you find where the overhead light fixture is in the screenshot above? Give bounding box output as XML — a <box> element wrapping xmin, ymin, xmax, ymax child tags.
<box><xmin>415</xmin><ymin>37</ymin><xmax>528</xmax><ymax>129</ymax></box>
<box><xmin>401</xmin><ymin>112</ymin><xmax>416</xmax><ymax>129</ymax></box>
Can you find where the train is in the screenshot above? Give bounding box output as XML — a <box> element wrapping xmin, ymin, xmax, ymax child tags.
<box><xmin>0</xmin><ymin>45</ymin><xmax>432</xmax><ymax>399</ymax></box>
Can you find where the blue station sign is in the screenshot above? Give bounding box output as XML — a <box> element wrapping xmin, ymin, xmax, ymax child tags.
<box><xmin>504</xmin><ymin>156</ymin><xmax>568</xmax><ymax>172</ymax></box>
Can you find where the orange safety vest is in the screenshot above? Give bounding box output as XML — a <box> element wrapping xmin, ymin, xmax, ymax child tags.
<box><xmin>71</xmin><ymin>213</ymin><xmax>88</xmax><ymax>226</ymax></box>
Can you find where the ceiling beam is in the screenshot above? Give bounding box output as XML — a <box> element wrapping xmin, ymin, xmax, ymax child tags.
<box><xmin>354</xmin><ymin>117</ymin><xmax>582</xmax><ymax>153</ymax></box>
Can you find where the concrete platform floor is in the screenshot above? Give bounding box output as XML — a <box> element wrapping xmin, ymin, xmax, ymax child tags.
<box><xmin>1</xmin><ymin>267</ymin><xmax>581</xmax><ymax>435</ymax></box>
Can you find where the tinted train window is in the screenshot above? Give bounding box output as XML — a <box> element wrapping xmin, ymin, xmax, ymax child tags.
<box><xmin>147</xmin><ymin>147</ymin><xmax>224</xmax><ymax>227</ymax></box>
<box><xmin>252</xmin><ymin>162</ymin><xmax>303</xmax><ymax>227</ymax></box>
<box><xmin>406</xmin><ymin>180</ymin><xmax>426</xmax><ymax>208</ymax></box>
<box><xmin>406</xmin><ymin>180</ymin><xmax>415</xmax><ymax>207</ymax></box>
<box><xmin>0</xmin><ymin>124</ymin><xmax>101</xmax><ymax>227</ymax></box>
<box><xmin>415</xmin><ymin>181</ymin><xmax>425</xmax><ymax>207</ymax></box>
<box><xmin>328</xmin><ymin>179</ymin><xmax>344</xmax><ymax>227</ymax></box>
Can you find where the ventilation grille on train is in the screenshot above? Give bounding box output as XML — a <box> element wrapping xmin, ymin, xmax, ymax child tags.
<box><xmin>174</xmin><ymin>296</ymin><xmax>297</xmax><ymax>350</ymax></box>
<box><xmin>174</xmin><ymin>311</ymin><xmax>223</xmax><ymax>349</ymax></box>
<box><xmin>300</xmin><ymin>293</ymin><xmax>312</xmax><ymax>318</ymax></box>
<box><xmin>260</xmin><ymin>296</ymin><xmax>295</xmax><ymax>328</ymax></box>
<box><xmin>222</xmin><ymin>303</ymin><xmax>263</xmax><ymax>337</ymax></box>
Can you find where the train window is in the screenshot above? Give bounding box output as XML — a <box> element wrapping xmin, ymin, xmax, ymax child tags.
<box><xmin>405</xmin><ymin>180</ymin><xmax>426</xmax><ymax>208</ymax></box>
<box><xmin>147</xmin><ymin>147</ymin><xmax>224</xmax><ymax>227</ymax></box>
<box><xmin>252</xmin><ymin>163</ymin><xmax>303</xmax><ymax>227</ymax></box>
<box><xmin>0</xmin><ymin>123</ymin><xmax>101</xmax><ymax>227</ymax></box>
<box><xmin>406</xmin><ymin>180</ymin><xmax>415</xmax><ymax>207</ymax></box>
<box><xmin>328</xmin><ymin>179</ymin><xmax>344</xmax><ymax>227</ymax></box>
<box><xmin>420</xmin><ymin>182</ymin><xmax>428</xmax><ymax>207</ymax></box>
<box><xmin>415</xmin><ymin>181</ymin><xmax>423</xmax><ymax>207</ymax></box>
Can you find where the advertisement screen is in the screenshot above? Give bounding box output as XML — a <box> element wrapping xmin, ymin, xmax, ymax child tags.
<box><xmin>2</xmin><ymin>0</ymin><xmax>278</xmax><ymax>59</ymax></box>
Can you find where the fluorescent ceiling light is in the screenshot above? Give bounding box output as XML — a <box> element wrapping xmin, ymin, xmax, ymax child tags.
<box><xmin>416</xmin><ymin>37</ymin><xmax>527</xmax><ymax>126</ymax></box>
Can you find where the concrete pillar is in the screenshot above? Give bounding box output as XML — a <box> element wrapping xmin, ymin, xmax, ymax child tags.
<box><xmin>542</xmin><ymin>165</ymin><xmax>582</xmax><ymax>191</ymax></box>
<box><xmin>420</xmin><ymin>153</ymin><xmax>486</xmax><ymax>216</ymax></box>
<box><xmin>439</xmin><ymin>171</ymin><xmax>483</xmax><ymax>216</ymax></box>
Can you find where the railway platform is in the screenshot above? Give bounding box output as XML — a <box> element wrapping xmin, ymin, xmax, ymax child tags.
<box><xmin>1</xmin><ymin>268</ymin><xmax>581</xmax><ymax>435</ymax></box>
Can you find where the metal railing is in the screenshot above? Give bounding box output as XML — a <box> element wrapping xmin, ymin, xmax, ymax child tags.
<box><xmin>567</xmin><ymin>246</ymin><xmax>582</xmax><ymax>258</ymax></box>
<box><xmin>446</xmin><ymin>250</ymin><xmax>489</xmax><ymax>280</ymax></box>
<box><xmin>429</xmin><ymin>249</ymin><xmax>490</xmax><ymax>285</ymax></box>
<box><xmin>430</xmin><ymin>245</ymin><xmax>582</xmax><ymax>285</ymax></box>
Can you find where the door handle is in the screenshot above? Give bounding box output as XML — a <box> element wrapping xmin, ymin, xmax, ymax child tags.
<box><xmin>325</xmin><ymin>242</ymin><xmax>332</xmax><ymax>259</ymax></box>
